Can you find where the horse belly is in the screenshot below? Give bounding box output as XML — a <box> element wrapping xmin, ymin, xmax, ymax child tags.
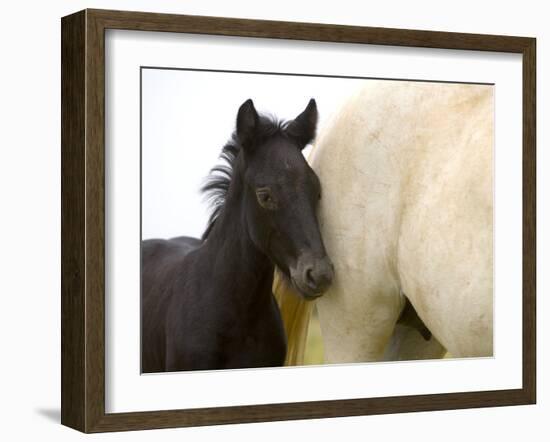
<box><xmin>396</xmin><ymin>87</ymin><xmax>494</xmax><ymax>357</ymax></box>
<box><xmin>398</xmin><ymin>206</ymin><xmax>493</xmax><ymax>357</ymax></box>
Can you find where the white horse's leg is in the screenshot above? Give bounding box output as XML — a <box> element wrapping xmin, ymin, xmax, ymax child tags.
<box><xmin>317</xmin><ymin>279</ymin><xmax>403</xmax><ymax>363</ymax></box>
<box><xmin>310</xmin><ymin>86</ymin><xmax>406</xmax><ymax>363</ymax></box>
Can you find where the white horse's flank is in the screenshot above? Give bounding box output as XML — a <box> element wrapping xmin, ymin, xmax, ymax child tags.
<box><xmin>303</xmin><ymin>81</ymin><xmax>494</xmax><ymax>362</ymax></box>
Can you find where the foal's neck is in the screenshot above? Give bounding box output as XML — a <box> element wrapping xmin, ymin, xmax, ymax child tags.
<box><xmin>202</xmin><ymin>194</ymin><xmax>274</xmax><ymax>308</ymax></box>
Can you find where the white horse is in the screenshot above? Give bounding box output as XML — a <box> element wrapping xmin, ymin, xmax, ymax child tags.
<box><xmin>275</xmin><ymin>80</ymin><xmax>493</xmax><ymax>364</ymax></box>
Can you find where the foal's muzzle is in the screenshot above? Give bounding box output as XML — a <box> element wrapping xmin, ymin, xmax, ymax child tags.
<box><xmin>290</xmin><ymin>254</ymin><xmax>334</xmax><ymax>300</ymax></box>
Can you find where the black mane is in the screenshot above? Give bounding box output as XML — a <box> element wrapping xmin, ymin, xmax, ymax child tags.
<box><xmin>200</xmin><ymin>114</ymin><xmax>287</xmax><ymax>240</ymax></box>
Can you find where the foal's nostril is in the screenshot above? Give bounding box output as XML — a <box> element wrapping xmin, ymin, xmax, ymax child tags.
<box><xmin>305</xmin><ymin>267</ymin><xmax>316</xmax><ymax>288</ymax></box>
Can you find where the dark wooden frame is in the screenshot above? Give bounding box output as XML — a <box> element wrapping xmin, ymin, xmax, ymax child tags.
<box><xmin>61</xmin><ymin>8</ymin><xmax>536</xmax><ymax>433</ymax></box>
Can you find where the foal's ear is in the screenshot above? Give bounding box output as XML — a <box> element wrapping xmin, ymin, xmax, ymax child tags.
<box><xmin>236</xmin><ymin>99</ymin><xmax>259</xmax><ymax>150</ymax></box>
<box><xmin>286</xmin><ymin>98</ymin><xmax>318</xmax><ymax>149</ymax></box>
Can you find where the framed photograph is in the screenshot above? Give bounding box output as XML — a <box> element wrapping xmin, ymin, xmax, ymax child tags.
<box><xmin>61</xmin><ymin>9</ymin><xmax>536</xmax><ymax>433</ymax></box>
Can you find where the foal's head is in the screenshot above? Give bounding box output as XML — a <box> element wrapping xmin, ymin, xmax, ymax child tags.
<box><xmin>237</xmin><ymin>99</ymin><xmax>333</xmax><ymax>298</ymax></box>
<box><xmin>226</xmin><ymin>99</ymin><xmax>334</xmax><ymax>299</ymax></box>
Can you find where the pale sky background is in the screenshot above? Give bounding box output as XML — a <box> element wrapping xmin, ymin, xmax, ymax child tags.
<box><xmin>141</xmin><ymin>68</ymin><xmax>368</xmax><ymax>240</ymax></box>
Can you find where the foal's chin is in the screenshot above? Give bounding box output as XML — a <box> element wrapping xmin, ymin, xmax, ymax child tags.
<box><xmin>289</xmin><ymin>276</ymin><xmax>327</xmax><ymax>301</ymax></box>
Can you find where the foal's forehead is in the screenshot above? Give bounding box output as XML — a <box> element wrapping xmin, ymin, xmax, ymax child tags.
<box><xmin>253</xmin><ymin>136</ymin><xmax>310</xmax><ymax>176</ymax></box>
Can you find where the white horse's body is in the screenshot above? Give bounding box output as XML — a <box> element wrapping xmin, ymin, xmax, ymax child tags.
<box><xmin>309</xmin><ymin>81</ymin><xmax>493</xmax><ymax>362</ymax></box>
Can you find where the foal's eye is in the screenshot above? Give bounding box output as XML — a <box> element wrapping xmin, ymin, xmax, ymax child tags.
<box><xmin>256</xmin><ymin>187</ymin><xmax>277</xmax><ymax>210</ymax></box>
